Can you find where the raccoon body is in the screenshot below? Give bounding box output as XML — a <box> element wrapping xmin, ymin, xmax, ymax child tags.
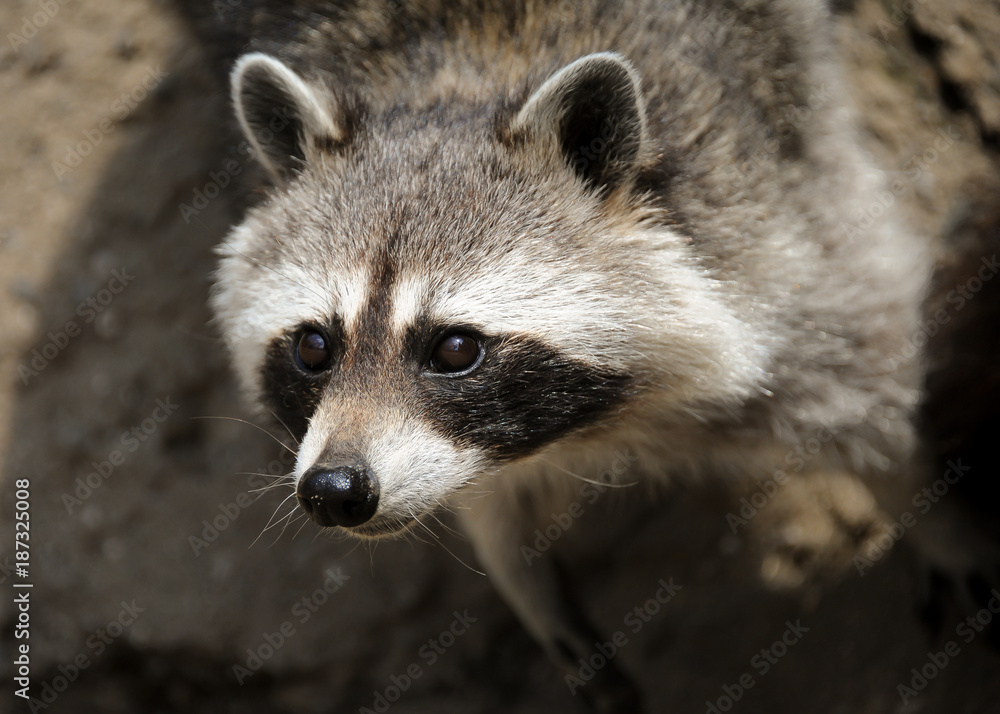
<box><xmin>188</xmin><ymin>0</ymin><xmax>932</xmax><ymax>708</ymax></box>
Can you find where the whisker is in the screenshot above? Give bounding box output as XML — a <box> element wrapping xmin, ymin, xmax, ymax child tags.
<box><xmin>265</xmin><ymin>407</ymin><xmax>301</xmax><ymax>446</ymax></box>
<box><xmin>192</xmin><ymin>415</ymin><xmax>297</xmax><ymax>455</ymax></box>
<box><xmin>413</xmin><ymin>515</ymin><xmax>440</xmax><ymax>541</ymax></box>
<box><xmin>537</xmin><ymin>456</ymin><xmax>638</xmax><ymax>488</ymax></box>
<box><xmin>235</xmin><ymin>471</ymin><xmax>295</xmax><ymax>481</ymax></box>
<box><xmin>357</xmin><ymin>539</ymin><xmax>376</xmax><ymax>574</ymax></box>
<box><xmin>260</xmin><ymin>507</ymin><xmax>299</xmax><ymax>550</ymax></box>
<box><xmin>405</xmin><ymin>525</ymin><xmax>432</xmax><ymax>547</ymax></box>
<box><xmin>251</xmin><ymin>492</ymin><xmax>300</xmax><ymax>548</ymax></box>
<box><xmin>249</xmin><ymin>483</ymin><xmax>293</xmax><ymax>495</ymax></box>
<box><xmin>291</xmin><ymin>513</ymin><xmax>312</xmax><ymax>540</ymax></box>
<box><xmin>428</xmin><ymin>510</ymin><xmax>466</xmax><ymax>541</ymax></box>
<box><xmin>411</xmin><ymin>511</ymin><xmax>485</xmax><ymax>576</ymax></box>
<box><xmin>274</xmin><ymin>509</ymin><xmax>302</xmax><ymax>544</ymax></box>
<box><xmin>235</xmin><ymin>472</ymin><xmax>297</xmax><ymax>495</ymax></box>
<box><xmin>343</xmin><ymin>538</ymin><xmax>365</xmax><ymax>562</ymax></box>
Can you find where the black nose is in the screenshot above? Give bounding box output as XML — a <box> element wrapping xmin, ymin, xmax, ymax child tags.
<box><xmin>296</xmin><ymin>466</ymin><xmax>380</xmax><ymax>528</ymax></box>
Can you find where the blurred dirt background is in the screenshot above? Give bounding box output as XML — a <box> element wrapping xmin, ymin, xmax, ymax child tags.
<box><xmin>1</xmin><ymin>0</ymin><xmax>999</xmax><ymax>712</ymax></box>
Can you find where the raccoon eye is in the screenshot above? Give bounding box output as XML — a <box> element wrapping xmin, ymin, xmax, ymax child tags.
<box><xmin>430</xmin><ymin>333</ymin><xmax>481</xmax><ymax>374</ymax></box>
<box><xmin>296</xmin><ymin>329</ymin><xmax>332</xmax><ymax>372</ymax></box>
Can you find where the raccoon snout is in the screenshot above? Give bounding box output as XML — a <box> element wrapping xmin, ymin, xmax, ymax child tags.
<box><xmin>296</xmin><ymin>466</ymin><xmax>380</xmax><ymax>528</ymax></box>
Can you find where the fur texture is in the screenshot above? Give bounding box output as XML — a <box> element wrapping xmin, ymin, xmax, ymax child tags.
<box><xmin>184</xmin><ymin>0</ymin><xmax>933</xmax><ymax>709</ymax></box>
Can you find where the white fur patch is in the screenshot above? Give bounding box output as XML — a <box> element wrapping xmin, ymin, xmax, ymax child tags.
<box><xmin>429</xmin><ymin>245</ymin><xmax>627</xmax><ymax>357</ymax></box>
<box><xmin>293</xmin><ymin>420</ymin><xmax>327</xmax><ymax>484</ymax></box>
<box><xmin>213</xmin><ymin>222</ymin><xmax>371</xmax><ymax>403</ymax></box>
<box><xmin>338</xmin><ymin>271</ymin><xmax>370</xmax><ymax>332</ymax></box>
<box><xmin>293</xmin><ymin>408</ymin><xmax>487</xmax><ymax>522</ymax></box>
<box><xmin>390</xmin><ymin>275</ymin><xmax>429</xmax><ymax>333</ymax></box>
<box><xmin>408</xmin><ymin>229</ymin><xmax>767</xmax><ymax>407</ymax></box>
<box><xmin>366</xmin><ymin>419</ymin><xmax>487</xmax><ymax>518</ymax></box>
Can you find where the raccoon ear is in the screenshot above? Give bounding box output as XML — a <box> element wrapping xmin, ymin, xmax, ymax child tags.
<box><xmin>513</xmin><ymin>52</ymin><xmax>646</xmax><ymax>193</ymax></box>
<box><xmin>231</xmin><ymin>53</ymin><xmax>344</xmax><ymax>182</ymax></box>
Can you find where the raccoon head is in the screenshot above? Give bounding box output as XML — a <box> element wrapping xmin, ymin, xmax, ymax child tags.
<box><xmin>212</xmin><ymin>52</ymin><xmax>764</xmax><ymax>538</ymax></box>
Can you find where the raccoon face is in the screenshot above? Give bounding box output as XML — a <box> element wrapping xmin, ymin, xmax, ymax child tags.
<box><xmin>212</xmin><ymin>53</ymin><xmax>763</xmax><ymax>537</ymax></box>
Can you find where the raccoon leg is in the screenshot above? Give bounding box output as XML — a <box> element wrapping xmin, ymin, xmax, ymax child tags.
<box><xmin>456</xmin><ymin>486</ymin><xmax>642</xmax><ymax>714</ymax></box>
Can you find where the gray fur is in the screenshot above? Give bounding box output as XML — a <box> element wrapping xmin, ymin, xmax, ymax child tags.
<box><xmin>206</xmin><ymin>0</ymin><xmax>931</xmax><ymax>709</ymax></box>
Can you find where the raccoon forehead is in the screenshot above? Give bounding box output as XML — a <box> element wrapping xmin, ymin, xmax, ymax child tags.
<box><xmin>390</xmin><ymin>264</ymin><xmax>636</xmax><ymax>359</ymax></box>
<box><xmin>228</xmin><ymin>199</ymin><xmax>647</xmax><ymax>362</ymax></box>
<box><xmin>211</xmin><ymin>220</ymin><xmax>371</xmax><ymax>397</ymax></box>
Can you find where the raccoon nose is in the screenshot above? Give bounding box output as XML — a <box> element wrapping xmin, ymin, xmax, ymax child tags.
<box><xmin>297</xmin><ymin>466</ymin><xmax>380</xmax><ymax>528</ymax></box>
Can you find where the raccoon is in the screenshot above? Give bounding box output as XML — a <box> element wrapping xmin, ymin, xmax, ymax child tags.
<box><xmin>175</xmin><ymin>0</ymin><xmax>939</xmax><ymax>708</ymax></box>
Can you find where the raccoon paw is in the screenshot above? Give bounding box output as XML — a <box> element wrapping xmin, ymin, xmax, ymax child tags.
<box><xmin>752</xmin><ymin>471</ymin><xmax>880</xmax><ymax>589</ymax></box>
